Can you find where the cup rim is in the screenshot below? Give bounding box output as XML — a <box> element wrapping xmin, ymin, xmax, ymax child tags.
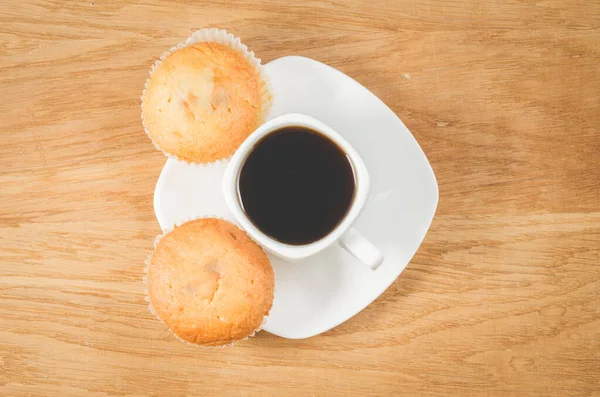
<box><xmin>223</xmin><ymin>113</ymin><xmax>370</xmax><ymax>260</ymax></box>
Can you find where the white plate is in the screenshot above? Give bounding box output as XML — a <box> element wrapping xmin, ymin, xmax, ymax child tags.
<box><xmin>154</xmin><ymin>56</ymin><xmax>438</xmax><ymax>339</ymax></box>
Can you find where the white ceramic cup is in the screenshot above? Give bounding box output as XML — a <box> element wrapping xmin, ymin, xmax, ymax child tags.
<box><xmin>223</xmin><ymin>113</ymin><xmax>384</xmax><ymax>269</ymax></box>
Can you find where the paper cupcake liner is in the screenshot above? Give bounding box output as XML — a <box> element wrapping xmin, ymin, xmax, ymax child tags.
<box><xmin>143</xmin><ymin>215</ymin><xmax>271</xmax><ymax>348</ymax></box>
<box><xmin>140</xmin><ymin>28</ymin><xmax>272</xmax><ymax>166</ymax></box>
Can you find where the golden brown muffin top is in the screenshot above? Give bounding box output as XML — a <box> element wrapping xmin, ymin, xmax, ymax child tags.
<box><xmin>147</xmin><ymin>218</ymin><xmax>274</xmax><ymax>346</ymax></box>
<box><xmin>143</xmin><ymin>43</ymin><xmax>264</xmax><ymax>163</ymax></box>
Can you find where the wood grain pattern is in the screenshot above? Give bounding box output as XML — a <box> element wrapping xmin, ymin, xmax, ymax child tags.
<box><xmin>1</xmin><ymin>0</ymin><xmax>599</xmax><ymax>396</ymax></box>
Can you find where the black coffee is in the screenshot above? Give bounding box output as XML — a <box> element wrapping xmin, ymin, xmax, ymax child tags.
<box><xmin>238</xmin><ymin>126</ymin><xmax>355</xmax><ymax>245</ymax></box>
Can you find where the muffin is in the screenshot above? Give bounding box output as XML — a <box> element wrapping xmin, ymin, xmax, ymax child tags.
<box><xmin>146</xmin><ymin>218</ymin><xmax>274</xmax><ymax>347</ymax></box>
<box><xmin>142</xmin><ymin>42</ymin><xmax>265</xmax><ymax>163</ymax></box>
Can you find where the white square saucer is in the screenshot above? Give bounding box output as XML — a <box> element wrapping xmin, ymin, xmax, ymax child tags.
<box><xmin>153</xmin><ymin>56</ymin><xmax>438</xmax><ymax>339</ymax></box>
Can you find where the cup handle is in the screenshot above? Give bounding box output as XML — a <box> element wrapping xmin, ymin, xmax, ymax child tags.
<box><xmin>338</xmin><ymin>228</ymin><xmax>384</xmax><ymax>270</ymax></box>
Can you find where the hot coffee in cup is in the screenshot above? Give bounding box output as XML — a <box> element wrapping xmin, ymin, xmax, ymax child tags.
<box><xmin>223</xmin><ymin>113</ymin><xmax>383</xmax><ymax>269</ymax></box>
<box><xmin>238</xmin><ymin>126</ymin><xmax>355</xmax><ymax>245</ymax></box>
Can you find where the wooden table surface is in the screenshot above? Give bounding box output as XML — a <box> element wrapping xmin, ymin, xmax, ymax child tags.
<box><xmin>1</xmin><ymin>0</ymin><xmax>599</xmax><ymax>396</ymax></box>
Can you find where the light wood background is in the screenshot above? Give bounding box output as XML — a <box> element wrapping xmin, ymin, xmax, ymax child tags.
<box><xmin>1</xmin><ymin>0</ymin><xmax>599</xmax><ymax>396</ymax></box>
